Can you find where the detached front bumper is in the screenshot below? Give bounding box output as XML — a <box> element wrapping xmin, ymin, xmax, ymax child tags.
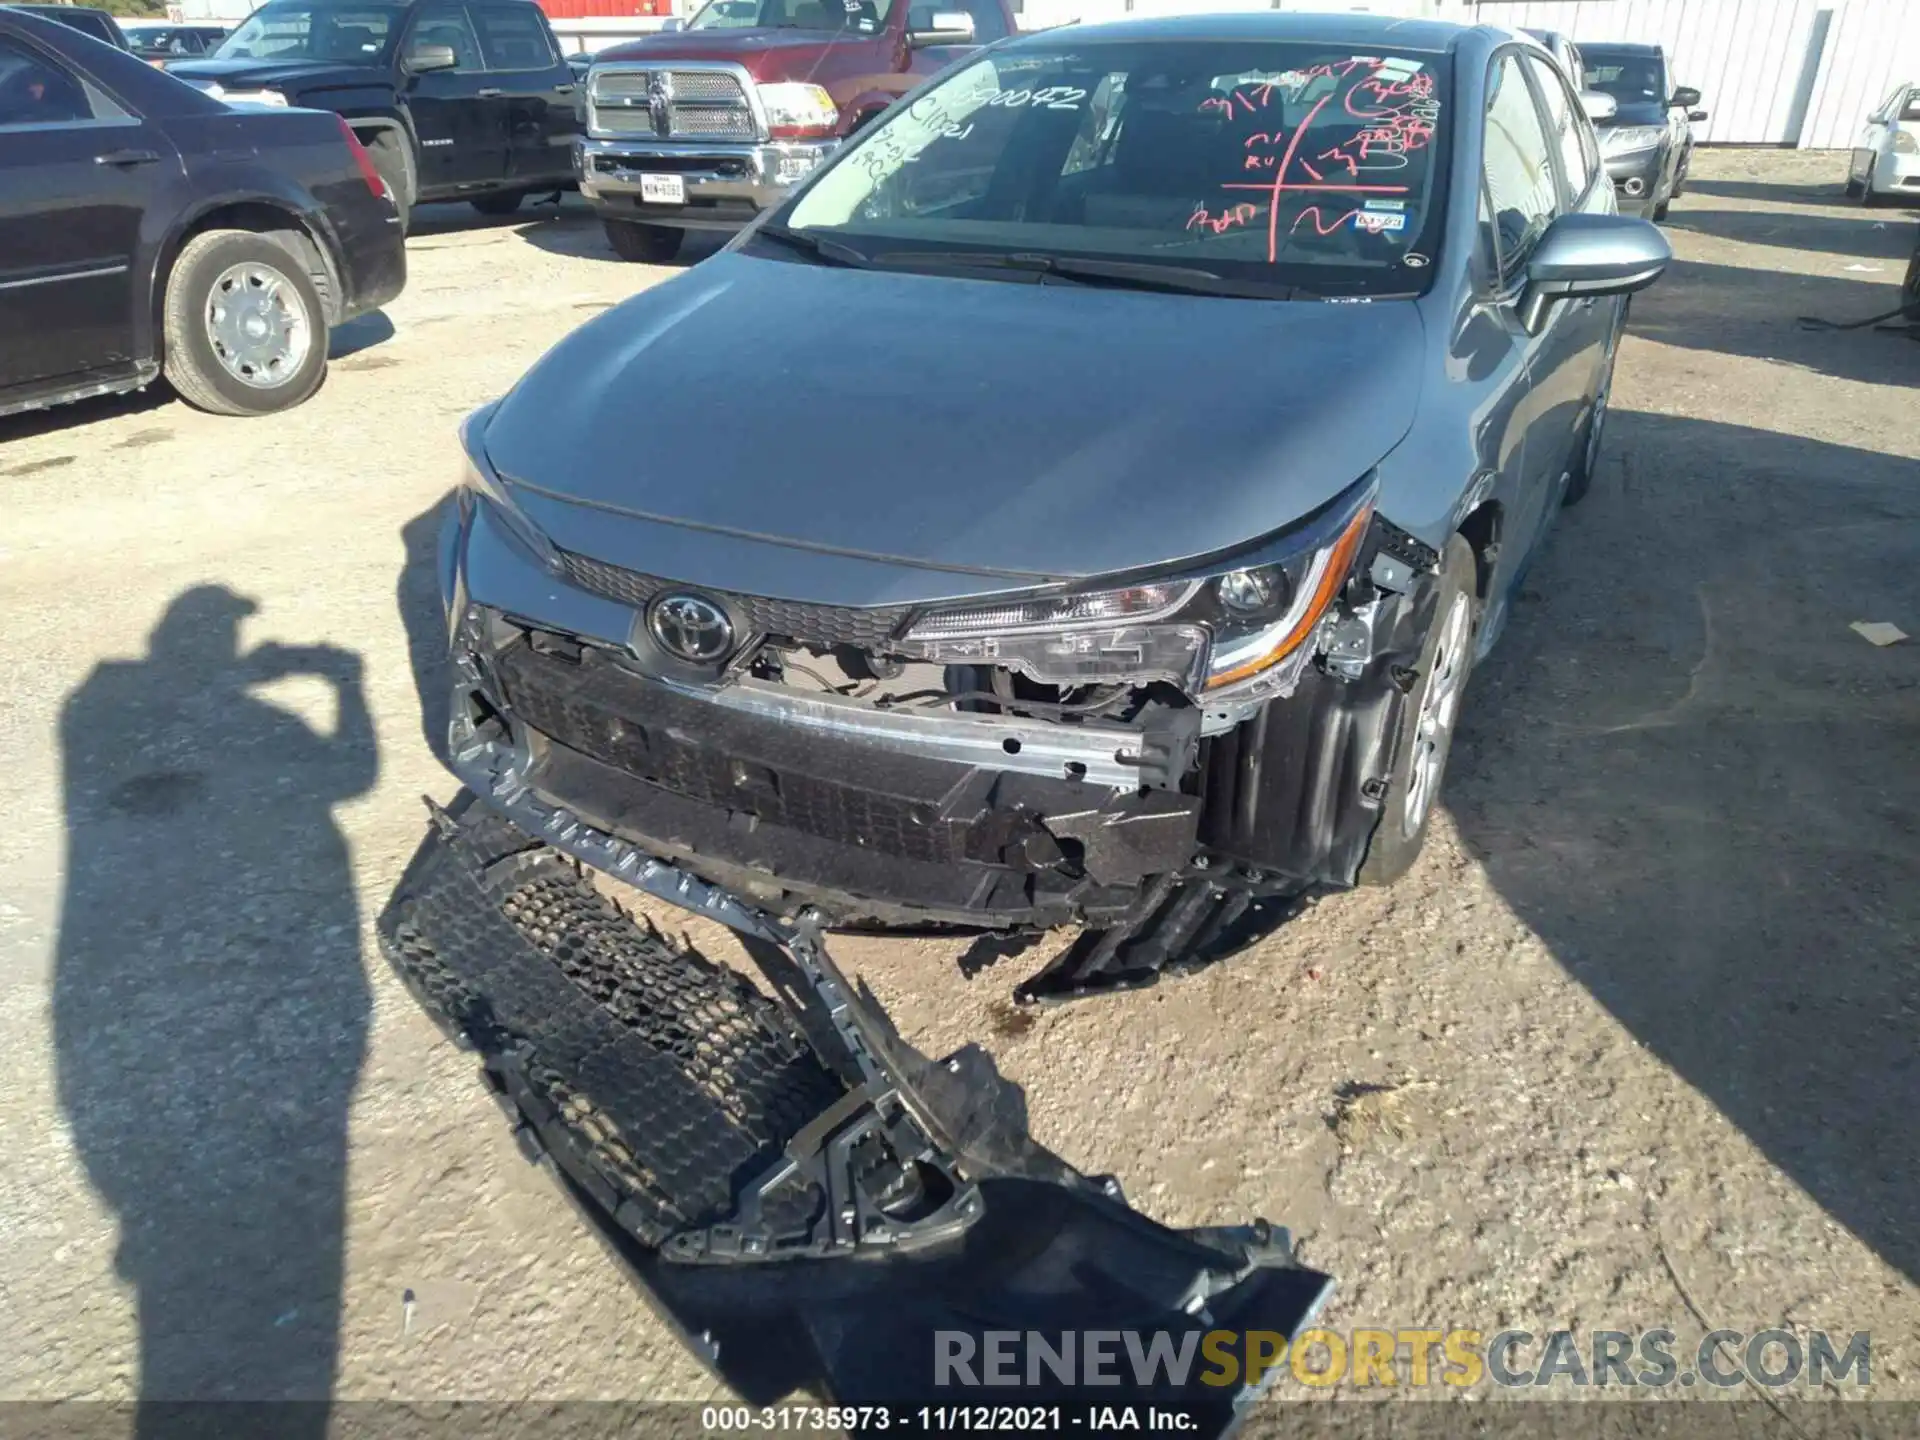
<box><xmin>575</xmin><ymin>135</ymin><xmax>836</xmax><ymax>231</ymax></box>
<box><xmin>379</xmin><ymin>797</ymin><xmax>1332</xmax><ymax>1422</ymax></box>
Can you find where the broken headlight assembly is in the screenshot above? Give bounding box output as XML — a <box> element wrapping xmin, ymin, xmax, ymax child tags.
<box><xmin>457</xmin><ymin>406</ymin><xmax>564</xmax><ymax>576</ymax></box>
<box><xmin>897</xmin><ymin>475</ymin><xmax>1376</xmax><ymax>699</ymax></box>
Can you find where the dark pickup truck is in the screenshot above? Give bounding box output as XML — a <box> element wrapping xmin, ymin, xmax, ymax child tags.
<box><xmin>577</xmin><ymin>0</ymin><xmax>1016</xmax><ymax>262</ymax></box>
<box><xmin>170</xmin><ymin>0</ymin><xmax>579</xmax><ymax>227</ymax></box>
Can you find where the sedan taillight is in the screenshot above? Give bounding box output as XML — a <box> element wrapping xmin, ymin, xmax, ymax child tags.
<box><xmin>336</xmin><ymin>115</ymin><xmax>387</xmax><ymax>201</ymax></box>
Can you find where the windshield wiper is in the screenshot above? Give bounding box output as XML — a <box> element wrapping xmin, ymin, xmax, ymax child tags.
<box><xmin>869</xmin><ymin>250</ymin><xmax>1296</xmax><ymax>299</ymax></box>
<box><xmin>752</xmin><ymin>225</ymin><xmax>872</xmax><ymax>269</ymax></box>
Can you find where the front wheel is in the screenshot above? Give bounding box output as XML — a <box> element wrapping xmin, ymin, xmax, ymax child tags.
<box><xmin>1356</xmin><ymin>536</ymin><xmax>1478</xmax><ymax>888</ymax></box>
<box><xmin>162</xmin><ymin>229</ymin><xmax>329</xmax><ymax>416</ymax></box>
<box><xmin>603</xmin><ymin>218</ymin><xmax>683</xmax><ymax>263</ymax></box>
<box><xmin>471</xmin><ymin>192</ymin><xmax>525</xmax><ymax>217</ymax></box>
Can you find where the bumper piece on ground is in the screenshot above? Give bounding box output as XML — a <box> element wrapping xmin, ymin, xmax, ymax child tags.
<box><xmin>379</xmin><ymin>797</ymin><xmax>1332</xmax><ymax>1420</ymax></box>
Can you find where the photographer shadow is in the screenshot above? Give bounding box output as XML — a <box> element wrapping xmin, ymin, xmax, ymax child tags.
<box><xmin>53</xmin><ymin>586</ymin><xmax>376</xmax><ymax>1433</ymax></box>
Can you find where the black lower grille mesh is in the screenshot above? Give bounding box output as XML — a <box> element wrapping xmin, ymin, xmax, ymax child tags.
<box><xmin>557</xmin><ymin>550</ymin><xmax>914</xmax><ymax>652</ymax></box>
<box><xmin>498</xmin><ymin>646</ymin><xmax>963</xmax><ymax>866</ymax></box>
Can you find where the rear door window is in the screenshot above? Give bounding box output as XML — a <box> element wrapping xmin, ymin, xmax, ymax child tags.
<box><xmin>471</xmin><ymin>3</ymin><xmax>556</xmax><ymax>71</ymax></box>
<box><xmin>0</xmin><ymin>35</ymin><xmax>125</xmax><ymax>127</ymax></box>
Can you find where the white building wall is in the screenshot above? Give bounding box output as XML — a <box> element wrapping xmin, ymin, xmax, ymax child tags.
<box><xmin>1468</xmin><ymin>0</ymin><xmax>1920</xmax><ymax>148</ymax></box>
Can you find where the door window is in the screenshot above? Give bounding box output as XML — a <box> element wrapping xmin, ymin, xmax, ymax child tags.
<box><xmin>409</xmin><ymin>4</ymin><xmax>484</xmax><ymax>72</ymax></box>
<box><xmin>471</xmin><ymin>4</ymin><xmax>557</xmax><ymax>70</ymax></box>
<box><xmin>1525</xmin><ymin>53</ymin><xmax>1595</xmax><ymax>204</ymax></box>
<box><xmin>0</xmin><ymin>37</ymin><xmax>122</xmax><ymax>128</ymax></box>
<box><xmin>1482</xmin><ymin>51</ymin><xmax>1559</xmax><ymax>280</ymax></box>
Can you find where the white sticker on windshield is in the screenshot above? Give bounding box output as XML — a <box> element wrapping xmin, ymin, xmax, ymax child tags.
<box><xmin>1355</xmin><ymin>210</ymin><xmax>1406</xmax><ymax>233</ymax></box>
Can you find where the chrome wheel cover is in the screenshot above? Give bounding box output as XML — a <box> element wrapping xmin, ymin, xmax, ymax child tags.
<box><xmin>205</xmin><ymin>261</ymin><xmax>310</xmax><ymax>389</ymax></box>
<box><xmin>1402</xmin><ymin>590</ymin><xmax>1473</xmax><ymax>838</ymax></box>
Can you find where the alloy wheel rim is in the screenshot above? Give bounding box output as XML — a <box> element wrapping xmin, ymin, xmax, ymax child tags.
<box><xmin>1402</xmin><ymin>590</ymin><xmax>1473</xmax><ymax>838</ymax></box>
<box><xmin>205</xmin><ymin>262</ymin><xmax>310</xmax><ymax>389</ymax></box>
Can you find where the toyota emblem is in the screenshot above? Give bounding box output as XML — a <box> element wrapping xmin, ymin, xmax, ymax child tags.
<box><xmin>648</xmin><ymin>592</ymin><xmax>734</xmax><ymax>663</ymax></box>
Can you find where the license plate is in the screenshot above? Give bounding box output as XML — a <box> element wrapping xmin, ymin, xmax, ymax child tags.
<box><xmin>639</xmin><ymin>173</ymin><xmax>684</xmax><ymax>205</ymax></box>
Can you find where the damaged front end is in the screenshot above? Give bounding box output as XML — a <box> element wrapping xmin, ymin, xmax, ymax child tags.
<box><xmin>379</xmin><ymin>798</ymin><xmax>1331</xmax><ymax>1423</ymax></box>
<box><xmin>441</xmin><ymin>462</ymin><xmax>1441</xmax><ymax>1002</ymax></box>
<box><xmin>379</xmin><ymin>437</ymin><xmax>1480</xmax><ymax>1419</ymax></box>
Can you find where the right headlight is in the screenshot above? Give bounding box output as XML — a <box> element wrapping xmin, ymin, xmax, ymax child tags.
<box><xmin>899</xmin><ymin>477</ymin><xmax>1377</xmax><ymax>698</ymax></box>
<box><xmin>1601</xmin><ymin>124</ymin><xmax>1668</xmax><ymax>155</ymax></box>
<box><xmin>757</xmin><ymin>82</ymin><xmax>837</xmax><ymax>139</ymax></box>
<box><xmin>457</xmin><ymin>407</ymin><xmax>563</xmax><ymax>575</ymax></box>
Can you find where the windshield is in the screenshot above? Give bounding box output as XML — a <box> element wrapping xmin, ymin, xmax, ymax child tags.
<box><xmin>685</xmin><ymin>0</ymin><xmax>896</xmax><ymax>35</ymax></box>
<box><xmin>783</xmin><ymin>40</ymin><xmax>1449</xmax><ymax>294</ymax></box>
<box><xmin>212</xmin><ymin>1</ymin><xmax>405</xmax><ymax>63</ymax></box>
<box><xmin>1581</xmin><ymin>50</ymin><xmax>1666</xmax><ymax>105</ymax></box>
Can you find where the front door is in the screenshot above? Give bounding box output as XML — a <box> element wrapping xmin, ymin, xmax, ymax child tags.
<box><xmin>468</xmin><ymin>2</ymin><xmax>574</xmax><ymax>186</ymax></box>
<box><xmin>402</xmin><ymin>2</ymin><xmax>507</xmax><ymax>196</ymax></box>
<box><xmin>0</xmin><ymin>31</ymin><xmax>171</xmax><ymax>394</ymax></box>
<box><xmin>1520</xmin><ymin>52</ymin><xmax>1614</xmax><ymax>518</ymax></box>
<box><xmin>1472</xmin><ymin>50</ymin><xmax>1576</xmax><ymax>616</ymax></box>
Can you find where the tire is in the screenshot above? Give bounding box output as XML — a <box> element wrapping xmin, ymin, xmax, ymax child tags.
<box><xmin>1651</xmin><ymin>197</ymin><xmax>1670</xmax><ymax>221</ymax></box>
<box><xmin>162</xmin><ymin>229</ymin><xmax>329</xmax><ymax>417</ymax></box>
<box><xmin>603</xmin><ymin>218</ymin><xmax>683</xmax><ymax>263</ymax></box>
<box><xmin>1356</xmin><ymin>536</ymin><xmax>1478</xmax><ymax>888</ymax></box>
<box><xmin>470</xmin><ymin>192</ymin><xmax>525</xmax><ymax>217</ymax></box>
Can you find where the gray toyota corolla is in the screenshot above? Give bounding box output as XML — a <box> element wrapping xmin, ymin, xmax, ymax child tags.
<box><xmin>437</xmin><ymin>12</ymin><xmax>1670</xmax><ymax>1002</ymax></box>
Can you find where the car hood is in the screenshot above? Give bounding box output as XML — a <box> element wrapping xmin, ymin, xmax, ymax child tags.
<box><xmin>597</xmin><ymin>27</ymin><xmax>869</xmax><ymax>71</ymax></box>
<box><xmin>1596</xmin><ymin>100</ymin><xmax>1669</xmax><ymax>128</ymax></box>
<box><xmin>168</xmin><ymin>57</ymin><xmax>377</xmax><ymax>90</ymax></box>
<box><xmin>483</xmin><ymin>252</ymin><xmax>1427</xmax><ymax>584</ymax></box>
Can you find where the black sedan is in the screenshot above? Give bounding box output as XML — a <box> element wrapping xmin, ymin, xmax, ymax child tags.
<box><xmin>0</xmin><ymin>8</ymin><xmax>406</xmax><ymax>418</ymax></box>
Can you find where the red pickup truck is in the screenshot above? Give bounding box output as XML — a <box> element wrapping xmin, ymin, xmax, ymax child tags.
<box><xmin>574</xmin><ymin>0</ymin><xmax>1016</xmax><ymax>262</ymax></box>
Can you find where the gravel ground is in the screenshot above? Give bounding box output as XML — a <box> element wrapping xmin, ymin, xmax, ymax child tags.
<box><xmin>0</xmin><ymin>150</ymin><xmax>1915</xmax><ymax>1410</ymax></box>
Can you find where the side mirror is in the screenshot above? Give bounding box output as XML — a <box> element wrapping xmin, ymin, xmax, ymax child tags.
<box><xmin>659</xmin><ymin>16</ymin><xmax>682</xmax><ymax>31</ymax></box>
<box><xmin>1669</xmin><ymin>85</ymin><xmax>1701</xmax><ymax>109</ymax></box>
<box><xmin>1519</xmin><ymin>212</ymin><xmax>1671</xmax><ymax>334</ymax></box>
<box><xmin>1686</xmin><ymin>108</ymin><xmax>1709</xmax><ymax>122</ymax></box>
<box><xmin>406</xmin><ymin>42</ymin><xmax>458</xmax><ymax>72</ymax></box>
<box><xmin>908</xmin><ymin>10</ymin><xmax>975</xmax><ymax>47</ymax></box>
<box><xmin>1579</xmin><ymin>90</ymin><xmax>1617</xmax><ymax>122</ymax></box>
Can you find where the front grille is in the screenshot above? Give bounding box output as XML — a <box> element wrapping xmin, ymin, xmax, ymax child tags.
<box><xmin>668</xmin><ymin>106</ymin><xmax>756</xmax><ymax>138</ymax></box>
<box><xmin>497</xmin><ymin>645</ymin><xmax>964</xmax><ymax>866</ymax></box>
<box><xmin>557</xmin><ymin>549</ymin><xmax>914</xmax><ymax>652</ymax></box>
<box><xmin>593</xmin><ymin>107</ymin><xmax>661</xmax><ymax>138</ymax></box>
<box><xmin>669</xmin><ymin>71</ymin><xmax>746</xmax><ymax>102</ymax></box>
<box><xmin>589</xmin><ymin>67</ymin><xmax>758</xmax><ymax>142</ymax></box>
